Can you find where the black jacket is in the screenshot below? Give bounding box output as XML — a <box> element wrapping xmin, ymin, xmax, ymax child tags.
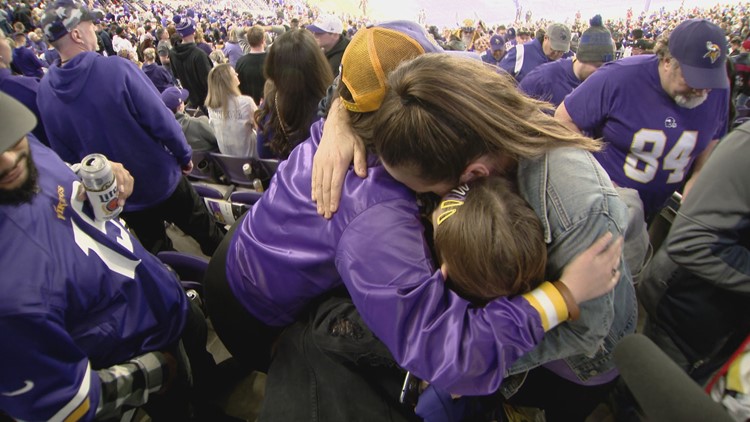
<box><xmin>169</xmin><ymin>42</ymin><xmax>213</xmax><ymax>108</ymax></box>
<box><xmin>325</xmin><ymin>36</ymin><xmax>350</xmax><ymax>78</ymax></box>
<box><xmin>235</xmin><ymin>52</ymin><xmax>266</xmax><ymax>104</ymax></box>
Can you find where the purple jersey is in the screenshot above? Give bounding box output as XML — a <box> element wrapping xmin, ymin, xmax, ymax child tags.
<box><xmin>499</xmin><ymin>39</ymin><xmax>549</xmax><ymax>82</ymax></box>
<box><xmin>564</xmin><ymin>55</ymin><xmax>728</xmax><ymax>217</ymax></box>
<box><xmin>518</xmin><ymin>58</ymin><xmax>579</xmax><ymax>107</ymax></box>
<box><xmin>0</xmin><ymin>138</ymin><xmax>187</xmax><ymax>421</ymax></box>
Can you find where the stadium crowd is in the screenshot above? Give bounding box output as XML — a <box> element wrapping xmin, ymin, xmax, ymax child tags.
<box><xmin>1</xmin><ymin>0</ymin><xmax>749</xmax><ymax>421</ymax></box>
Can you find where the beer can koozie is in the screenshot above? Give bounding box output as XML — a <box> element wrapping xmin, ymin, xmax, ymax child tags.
<box><xmin>79</xmin><ymin>154</ymin><xmax>122</xmax><ymax>221</ymax></box>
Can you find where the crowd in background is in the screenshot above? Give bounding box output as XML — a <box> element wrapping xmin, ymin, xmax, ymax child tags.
<box><xmin>1</xmin><ymin>0</ymin><xmax>750</xmax><ymax>421</ymax></box>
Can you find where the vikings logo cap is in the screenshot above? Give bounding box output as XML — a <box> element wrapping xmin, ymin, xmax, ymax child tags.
<box><xmin>669</xmin><ymin>19</ymin><xmax>729</xmax><ymax>89</ymax></box>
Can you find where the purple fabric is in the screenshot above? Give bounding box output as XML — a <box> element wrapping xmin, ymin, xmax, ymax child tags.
<box><xmin>12</xmin><ymin>46</ymin><xmax>45</xmax><ymax>78</ymax></box>
<box><xmin>37</xmin><ymin>52</ymin><xmax>191</xmax><ymax>211</ymax></box>
<box><xmin>499</xmin><ymin>38</ymin><xmax>549</xmax><ymax>81</ymax></box>
<box><xmin>222</xmin><ymin>42</ymin><xmax>243</xmax><ymax>67</ymax></box>
<box><xmin>226</xmin><ymin>118</ymin><xmax>545</xmax><ymax>395</ymax></box>
<box><xmin>564</xmin><ymin>55</ymin><xmax>729</xmax><ymax>217</ymax></box>
<box><xmin>415</xmin><ymin>385</ymin><xmax>467</xmax><ymax>422</ymax></box>
<box><xmin>518</xmin><ymin>58</ymin><xmax>579</xmax><ymax>107</ymax></box>
<box><xmin>0</xmin><ymin>138</ymin><xmax>187</xmax><ymax>421</ymax></box>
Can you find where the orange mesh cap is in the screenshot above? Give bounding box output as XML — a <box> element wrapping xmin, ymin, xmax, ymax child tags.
<box><xmin>340</xmin><ymin>27</ymin><xmax>427</xmax><ymax>113</ymax></box>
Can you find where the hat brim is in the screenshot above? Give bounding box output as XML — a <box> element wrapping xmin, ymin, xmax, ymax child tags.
<box><xmin>0</xmin><ymin>92</ymin><xmax>37</xmax><ymax>153</ymax></box>
<box><xmin>82</xmin><ymin>8</ymin><xmax>104</xmax><ymax>23</ymax></box>
<box><xmin>306</xmin><ymin>25</ymin><xmax>329</xmax><ymax>34</ymax></box>
<box><xmin>178</xmin><ymin>88</ymin><xmax>189</xmax><ymax>102</ymax></box>
<box><xmin>550</xmin><ymin>40</ymin><xmax>569</xmax><ymax>52</ymax></box>
<box><xmin>680</xmin><ymin>63</ymin><xmax>729</xmax><ymax>89</ymax></box>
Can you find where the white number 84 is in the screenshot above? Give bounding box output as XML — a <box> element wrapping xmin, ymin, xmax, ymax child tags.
<box><xmin>624</xmin><ymin>129</ymin><xmax>698</xmax><ymax>184</ymax></box>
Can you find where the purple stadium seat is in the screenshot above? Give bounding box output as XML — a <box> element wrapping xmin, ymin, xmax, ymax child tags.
<box><xmin>192</xmin><ymin>183</ymin><xmax>225</xmax><ymax>199</ymax></box>
<box><xmin>209</xmin><ymin>153</ymin><xmax>256</xmax><ymax>188</ymax></box>
<box><xmin>157</xmin><ymin>251</ymin><xmax>209</xmax><ymax>295</ymax></box>
<box><xmin>229</xmin><ymin>190</ymin><xmax>263</xmax><ymax>205</ymax></box>
<box><xmin>189</xmin><ymin>150</ymin><xmax>217</xmax><ymax>182</ymax></box>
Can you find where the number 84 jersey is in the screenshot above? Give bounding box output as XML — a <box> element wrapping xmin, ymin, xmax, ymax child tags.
<box><xmin>563</xmin><ymin>55</ymin><xmax>729</xmax><ymax>218</ymax></box>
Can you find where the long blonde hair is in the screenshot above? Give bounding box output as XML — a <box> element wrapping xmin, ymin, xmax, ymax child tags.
<box><xmin>205</xmin><ymin>63</ymin><xmax>241</xmax><ymax>112</ymax></box>
<box><xmin>370</xmin><ymin>54</ymin><xmax>601</xmax><ymax>184</ymax></box>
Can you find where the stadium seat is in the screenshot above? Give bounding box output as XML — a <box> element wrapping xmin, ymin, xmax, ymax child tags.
<box><xmin>189</xmin><ymin>150</ymin><xmax>218</xmax><ymax>182</ymax></box>
<box><xmin>229</xmin><ymin>190</ymin><xmax>263</xmax><ymax>206</ymax></box>
<box><xmin>210</xmin><ymin>153</ymin><xmax>257</xmax><ymax>188</ymax></box>
<box><xmin>192</xmin><ymin>183</ymin><xmax>225</xmax><ymax>200</ymax></box>
<box><xmin>157</xmin><ymin>251</ymin><xmax>209</xmax><ymax>296</ymax></box>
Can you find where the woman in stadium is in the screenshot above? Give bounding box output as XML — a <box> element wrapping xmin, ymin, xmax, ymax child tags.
<box><xmin>254</xmin><ymin>29</ymin><xmax>333</xmax><ymax>159</ymax></box>
<box><xmin>205</xmin><ymin>63</ymin><xmax>258</xmax><ymax>157</ymax></box>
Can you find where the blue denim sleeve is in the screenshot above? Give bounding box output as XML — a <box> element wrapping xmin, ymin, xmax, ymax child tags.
<box><xmin>506</xmin><ymin>148</ymin><xmax>635</xmax><ymax>378</ymax></box>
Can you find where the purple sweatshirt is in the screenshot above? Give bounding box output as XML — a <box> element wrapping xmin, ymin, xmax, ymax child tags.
<box><xmin>37</xmin><ymin>52</ymin><xmax>191</xmax><ymax>211</ymax></box>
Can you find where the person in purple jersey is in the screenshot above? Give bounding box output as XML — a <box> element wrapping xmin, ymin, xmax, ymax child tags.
<box><xmin>480</xmin><ymin>33</ymin><xmax>506</xmax><ymax>66</ymax></box>
<box><xmin>556</xmin><ymin>19</ymin><xmax>729</xmax><ymax>279</ymax></box>
<box><xmin>519</xmin><ymin>15</ymin><xmax>615</xmax><ymax>107</ymax></box>
<box><xmin>36</xmin><ymin>0</ymin><xmax>224</xmax><ymax>255</ymax></box>
<box><xmin>0</xmin><ymin>92</ymin><xmax>220</xmax><ymax>422</ymax></box>
<box><xmin>499</xmin><ymin>23</ymin><xmax>571</xmax><ymax>82</ymax></box>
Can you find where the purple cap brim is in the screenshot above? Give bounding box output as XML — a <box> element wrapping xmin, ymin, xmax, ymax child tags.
<box><xmin>680</xmin><ymin>62</ymin><xmax>729</xmax><ymax>89</ymax></box>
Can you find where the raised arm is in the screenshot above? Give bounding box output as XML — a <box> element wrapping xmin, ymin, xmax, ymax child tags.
<box><xmin>311</xmin><ymin>98</ymin><xmax>368</xmax><ymax>218</ymax></box>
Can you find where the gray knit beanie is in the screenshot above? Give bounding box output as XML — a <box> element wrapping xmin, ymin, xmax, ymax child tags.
<box><xmin>576</xmin><ymin>15</ymin><xmax>615</xmax><ymax>63</ymax></box>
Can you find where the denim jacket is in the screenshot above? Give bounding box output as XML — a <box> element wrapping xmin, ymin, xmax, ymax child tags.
<box><xmin>502</xmin><ymin>146</ymin><xmax>638</xmax><ymax>396</ymax></box>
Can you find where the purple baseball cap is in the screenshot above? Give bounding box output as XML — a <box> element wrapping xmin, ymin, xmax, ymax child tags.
<box><xmin>669</xmin><ymin>19</ymin><xmax>729</xmax><ymax>89</ymax></box>
<box><xmin>161</xmin><ymin>87</ymin><xmax>189</xmax><ymax>111</ymax></box>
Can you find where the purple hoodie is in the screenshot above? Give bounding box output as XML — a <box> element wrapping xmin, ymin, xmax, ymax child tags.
<box><xmin>37</xmin><ymin>52</ymin><xmax>191</xmax><ymax>211</ymax></box>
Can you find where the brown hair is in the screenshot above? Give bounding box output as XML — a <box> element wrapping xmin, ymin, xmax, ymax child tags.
<box><xmin>255</xmin><ymin>29</ymin><xmax>333</xmax><ymax>158</ymax></box>
<box><xmin>369</xmin><ymin>54</ymin><xmax>601</xmax><ymax>186</ymax></box>
<box><xmin>247</xmin><ymin>25</ymin><xmax>265</xmax><ymax>48</ymax></box>
<box><xmin>205</xmin><ymin>63</ymin><xmax>240</xmax><ymax>112</ymax></box>
<box><xmin>435</xmin><ymin>177</ymin><xmax>546</xmax><ymax>304</ymax></box>
<box><xmin>653</xmin><ymin>31</ymin><xmax>671</xmax><ymax>61</ymax></box>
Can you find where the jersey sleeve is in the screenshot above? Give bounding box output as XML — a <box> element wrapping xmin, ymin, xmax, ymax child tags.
<box><xmin>0</xmin><ymin>313</ymin><xmax>101</xmax><ymax>422</ymax></box>
<box><xmin>335</xmin><ymin>199</ymin><xmax>547</xmax><ymax>396</ymax></box>
<box><xmin>499</xmin><ymin>46</ymin><xmax>518</xmax><ymax>77</ymax></box>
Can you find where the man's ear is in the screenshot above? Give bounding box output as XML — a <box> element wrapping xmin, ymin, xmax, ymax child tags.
<box><xmin>458</xmin><ymin>161</ymin><xmax>491</xmax><ymax>184</ymax></box>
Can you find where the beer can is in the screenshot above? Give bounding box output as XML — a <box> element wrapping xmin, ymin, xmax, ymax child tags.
<box><xmin>79</xmin><ymin>154</ymin><xmax>122</xmax><ymax>221</ymax></box>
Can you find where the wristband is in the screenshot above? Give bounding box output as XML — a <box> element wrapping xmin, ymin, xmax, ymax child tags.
<box><xmin>552</xmin><ymin>280</ymin><xmax>580</xmax><ymax>321</ymax></box>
